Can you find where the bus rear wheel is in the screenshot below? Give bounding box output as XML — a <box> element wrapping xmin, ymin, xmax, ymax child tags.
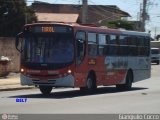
<box><xmin>39</xmin><ymin>86</ymin><xmax>52</xmax><ymax>95</ymax></box>
<box><xmin>116</xmin><ymin>71</ymin><xmax>133</xmax><ymax>91</ymax></box>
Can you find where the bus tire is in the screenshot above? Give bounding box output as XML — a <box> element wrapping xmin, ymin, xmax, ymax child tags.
<box><xmin>80</xmin><ymin>73</ymin><xmax>97</xmax><ymax>93</ymax></box>
<box><xmin>116</xmin><ymin>71</ymin><xmax>133</xmax><ymax>91</ymax></box>
<box><xmin>39</xmin><ymin>86</ymin><xmax>52</xmax><ymax>95</ymax></box>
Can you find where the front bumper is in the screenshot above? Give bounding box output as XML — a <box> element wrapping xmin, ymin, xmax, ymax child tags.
<box><xmin>20</xmin><ymin>74</ymin><xmax>75</xmax><ymax>87</ymax></box>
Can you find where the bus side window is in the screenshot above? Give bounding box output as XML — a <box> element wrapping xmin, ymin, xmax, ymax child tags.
<box><xmin>145</xmin><ymin>37</ymin><xmax>150</xmax><ymax>56</ymax></box>
<box><xmin>128</xmin><ymin>36</ymin><xmax>137</xmax><ymax>56</ymax></box>
<box><xmin>118</xmin><ymin>35</ymin><xmax>128</xmax><ymax>56</ymax></box>
<box><xmin>108</xmin><ymin>35</ymin><xmax>118</xmax><ymax>55</ymax></box>
<box><xmin>76</xmin><ymin>31</ymin><xmax>86</xmax><ymax>65</ymax></box>
<box><xmin>98</xmin><ymin>34</ymin><xmax>109</xmax><ymax>55</ymax></box>
<box><xmin>88</xmin><ymin>33</ymin><xmax>97</xmax><ymax>57</ymax></box>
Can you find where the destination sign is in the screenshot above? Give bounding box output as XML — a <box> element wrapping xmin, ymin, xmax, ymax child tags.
<box><xmin>24</xmin><ymin>25</ymin><xmax>73</xmax><ymax>33</ymax></box>
<box><xmin>42</xmin><ymin>27</ymin><xmax>54</xmax><ymax>32</ymax></box>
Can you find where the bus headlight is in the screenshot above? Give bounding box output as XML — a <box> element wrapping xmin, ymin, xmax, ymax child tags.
<box><xmin>21</xmin><ymin>68</ymin><xmax>24</xmax><ymax>73</ymax></box>
<box><xmin>68</xmin><ymin>69</ymin><xmax>72</xmax><ymax>74</ymax></box>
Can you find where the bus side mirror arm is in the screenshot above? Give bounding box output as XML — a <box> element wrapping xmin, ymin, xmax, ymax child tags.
<box><xmin>15</xmin><ymin>32</ymin><xmax>23</xmax><ymax>53</ymax></box>
<box><xmin>15</xmin><ymin>35</ymin><xmax>19</xmax><ymax>50</ymax></box>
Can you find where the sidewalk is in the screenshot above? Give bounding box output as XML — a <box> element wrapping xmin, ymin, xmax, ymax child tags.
<box><xmin>0</xmin><ymin>73</ymin><xmax>34</xmax><ymax>91</ymax></box>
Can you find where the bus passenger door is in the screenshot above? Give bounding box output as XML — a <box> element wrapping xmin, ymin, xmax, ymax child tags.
<box><xmin>75</xmin><ymin>31</ymin><xmax>87</xmax><ymax>87</ymax></box>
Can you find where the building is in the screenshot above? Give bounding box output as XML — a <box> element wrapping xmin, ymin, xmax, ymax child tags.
<box><xmin>32</xmin><ymin>1</ymin><xmax>130</xmax><ymax>24</ymax></box>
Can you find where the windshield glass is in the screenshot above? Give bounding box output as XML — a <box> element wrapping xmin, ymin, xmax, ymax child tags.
<box><xmin>22</xmin><ymin>33</ymin><xmax>74</xmax><ymax>69</ymax></box>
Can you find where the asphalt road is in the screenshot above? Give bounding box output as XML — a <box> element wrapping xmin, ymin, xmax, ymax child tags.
<box><xmin>0</xmin><ymin>65</ymin><xmax>160</xmax><ymax>114</ymax></box>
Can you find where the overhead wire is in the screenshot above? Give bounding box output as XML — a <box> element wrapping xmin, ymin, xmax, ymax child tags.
<box><xmin>88</xmin><ymin>0</ymin><xmax>130</xmax><ymax>23</ymax></box>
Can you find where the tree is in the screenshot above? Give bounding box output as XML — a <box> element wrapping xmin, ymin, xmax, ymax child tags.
<box><xmin>100</xmin><ymin>20</ymin><xmax>134</xmax><ymax>30</ymax></box>
<box><xmin>0</xmin><ymin>0</ymin><xmax>36</xmax><ymax>37</ymax></box>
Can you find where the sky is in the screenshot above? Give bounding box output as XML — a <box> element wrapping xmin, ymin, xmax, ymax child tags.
<box><xmin>27</xmin><ymin>0</ymin><xmax>160</xmax><ymax>38</ymax></box>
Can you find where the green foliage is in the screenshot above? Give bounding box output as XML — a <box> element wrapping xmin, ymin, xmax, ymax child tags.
<box><xmin>101</xmin><ymin>20</ymin><xmax>134</xmax><ymax>30</ymax></box>
<box><xmin>0</xmin><ymin>0</ymin><xmax>37</xmax><ymax>37</ymax></box>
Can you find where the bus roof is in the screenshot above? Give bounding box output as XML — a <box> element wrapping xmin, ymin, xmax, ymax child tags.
<box><xmin>24</xmin><ymin>22</ymin><xmax>150</xmax><ymax>37</ymax></box>
<box><xmin>72</xmin><ymin>23</ymin><xmax>150</xmax><ymax>37</ymax></box>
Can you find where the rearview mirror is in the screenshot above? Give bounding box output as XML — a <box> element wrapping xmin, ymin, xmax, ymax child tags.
<box><xmin>15</xmin><ymin>32</ymin><xmax>24</xmax><ymax>53</ymax></box>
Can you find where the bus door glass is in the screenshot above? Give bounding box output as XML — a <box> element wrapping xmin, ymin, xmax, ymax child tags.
<box><xmin>75</xmin><ymin>31</ymin><xmax>86</xmax><ymax>65</ymax></box>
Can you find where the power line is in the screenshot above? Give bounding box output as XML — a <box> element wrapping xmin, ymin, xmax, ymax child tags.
<box><xmin>89</xmin><ymin>0</ymin><xmax>130</xmax><ymax>23</ymax></box>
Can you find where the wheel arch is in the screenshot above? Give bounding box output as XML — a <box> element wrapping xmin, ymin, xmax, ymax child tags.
<box><xmin>87</xmin><ymin>69</ymin><xmax>97</xmax><ymax>88</ymax></box>
<box><xmin>87</xmin><ymin>70</ymin><xmax>96</xmax><ymax>81</ymax></box>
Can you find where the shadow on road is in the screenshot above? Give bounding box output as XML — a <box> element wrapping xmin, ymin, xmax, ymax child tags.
<box><xmin>8</xmin><ymin>86</ymin><xmax>148</xmax><ymax>99</ymax></box>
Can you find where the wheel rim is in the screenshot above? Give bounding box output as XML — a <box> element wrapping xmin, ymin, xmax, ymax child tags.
<box><xmin>87</xmin><ymin>78</ymin><xmax>93</xmax><ymax>89</ymax></box>
<box><xmin>40</xmin><ymin>86</ymin><xmax>52</xmax><ymax>95</ymax></box>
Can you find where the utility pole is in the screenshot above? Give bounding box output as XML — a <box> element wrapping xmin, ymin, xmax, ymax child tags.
<box><xmin>140</xmin><ymin>0</ymin><xmax>147</xmax><ymax>32</ymax></box>
<box><xmin>82</xmin><ymin>0</ymin><xmax>88</xmax><ymax>24</ymax></box>
<box><xmin>25</xmin><ymin>0</ymin><xmax>27</xmax><ymax>24</ymax></box>
<box><xmin>154</xmin><ymin>27</ymin><xmax>157</xmax><ymax>39</ymax></box>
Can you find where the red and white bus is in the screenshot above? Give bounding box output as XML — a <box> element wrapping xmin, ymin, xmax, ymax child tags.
<box><xmin>16</xmin><ymin>23</ymin><xmax>151</xmax><ymax>95</ymax></box>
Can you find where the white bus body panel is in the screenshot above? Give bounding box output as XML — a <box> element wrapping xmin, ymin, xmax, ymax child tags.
<box><xmin>105</xmin><ymin>56</ymin><xmax>151</xmax><ymax>84</ymax></box>
<box><xmin>20</xmin><ymin>74</ymin><xmax>75</xmax><ymax>87</ymax></box>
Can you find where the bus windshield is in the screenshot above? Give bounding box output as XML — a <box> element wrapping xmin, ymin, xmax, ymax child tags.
<box><xmin>22</xmin><ymin>33</ymin><xmax>74</xmax><ymax>70</ymax></box>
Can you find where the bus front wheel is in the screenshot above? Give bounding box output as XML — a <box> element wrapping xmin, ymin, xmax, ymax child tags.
<box><xmin>116</xmin><ymin>71</ymin><xmax>133</xmax><ymax>91</ymax></box>
<box><xmin>80</xmin><ymin>74</ymin><xmax>97</xmax><ymax>93</ymax></box>
<box><xmin>39</xmin><ymin>86</ymin><xmax>52</xmax><ymax>95</ymax></box>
